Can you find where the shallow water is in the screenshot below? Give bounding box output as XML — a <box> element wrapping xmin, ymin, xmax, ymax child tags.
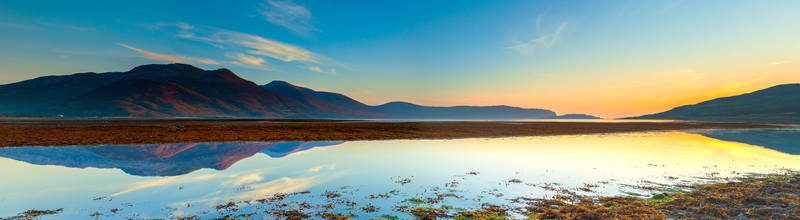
<box><xmin>0</xmin><ymin>129</ymin><xmax>798</xmax><ymax>219</ymax></box>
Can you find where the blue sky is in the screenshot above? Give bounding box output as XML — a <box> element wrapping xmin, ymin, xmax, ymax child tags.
<box><xmin>1</xmin><ymin>0</ymin><xmax>798</xmax><ymax>117</ymax></box>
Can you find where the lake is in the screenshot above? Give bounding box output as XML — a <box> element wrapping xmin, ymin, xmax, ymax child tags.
<box><xmin>1</xmin><ymin>127</ymin><xmax>798</xmax><ymax>219</ymax></box>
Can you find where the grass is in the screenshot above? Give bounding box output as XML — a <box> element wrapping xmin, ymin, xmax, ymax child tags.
<box><xmin>0</xmin><ymin>120</ymin><xmax>776</xmax><ymax>147</ymax></box>
<box><xmin>514</xmin><ymin>173</ymin><xmax>800</xmax><ymax>219</ymax></box>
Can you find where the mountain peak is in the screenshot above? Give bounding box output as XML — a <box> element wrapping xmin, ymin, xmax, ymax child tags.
<box><xmin>264</xmin><ymin>80</ymin><xmax>293</xmax><ymax>88</ymax></box>
<box><xmin>129</xmin><ymin>63</ymin><xmax>202</xmax><ymax>73</ymax></box>
<box><xmin>379</xmin><ymin>101</ymin><xmax>420</xmax><ymax>108</ymax></box>
<box><xmin>760</xmin><ymin>83</ymin><xmax>800</xmax><ymax>92</ymax></box>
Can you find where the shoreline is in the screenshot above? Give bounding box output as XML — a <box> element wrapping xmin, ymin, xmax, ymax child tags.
<box><xmin>0</xmin><ymin>119</ymin><xmax>778</xmax><ymax>147</ymax></box>
<box><xmin>6</xmin><ymin>172</ymin><xmax>797</xmax><ymax>219</ymax></box>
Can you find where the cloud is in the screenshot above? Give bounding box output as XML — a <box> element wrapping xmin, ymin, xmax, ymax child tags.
<box><xmin>307</xmin><ymin>66</ymin><xmax>323</xmax><ymax>73</ymax></box>
<box><xmin>119</xmin><ymin>43</ymin><xmax>222</xmax><ymax>65</ymax></box>
<box><xmin>0</xmin><ymin>21</ymin><xmax>41</xmax><ymax>30</ymax></box>
<box><xmin>770</xmin><ymin>61</ymin><xmax>789</xmax><ymax>65</ymax></box>
<box><xmin>151</xmin><ymin>21</ymin><xmax>194</xmax><ymax>31</ymax></box>
<box><xmin>227</xmin><ymin>52</ymin><xmax>266</xmax><ymax>66</ymax></box>
<box><xmin>119</xmin><ymin>43</ymin><xmax>182</xmax><ymax>63</ymax></box>
<box><xmin>236</xmin><ymin>34</ymin><xmax>319</xmax><ymax>63</ymax></box>
<box><xmin>0</xmin><ymin>21</ymin><xmax>95</xmax><ymax>32</ymax></box>
<box><xmin>507</xmin><ymin>22</ymin><xmax>568</xmax><ymax>54</ymax></box>
<box><xmin>152</xmin><ymin>22</ymin><xmax>342</xmax><ymax>72</ymax></box>
<box><xmin>41</xmin><ymin>22</ymin><xmax>96</xmax><ymax>32</ymax></box>
<box><xmin>197</xmin><ymin>58</ymin><xmax>221</xmax><ymax>65</ymax></box>
<box><xmin>164</xmin><ymin>24</ymin><xmax>323</xmax><ymax>63</ymax></box>
<box><xmin>303</xmin><ymin>66</ymin><xmax>337</xmax><ymax>74</ymax></box>
<box><xmin>260</xmin><ymin>0</ymin><xmax>315</xmax><ymax>36</ymax></box>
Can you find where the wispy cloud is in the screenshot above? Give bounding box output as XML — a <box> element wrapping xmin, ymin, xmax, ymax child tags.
<box><xmin>160</xmin><ymin>22</ymin><xmax>323</xmax><ymax>63</ymax></box>
<box><xmin>260</xmin><ymin>0</ymin><xmax>315</xmax><ymax>36</ymax></box>
<box><xmin>152</xmin><ymin>22</ymin><xmax>343</xmax><ymax>73</ymax></box>
<box><xmin>41</xmin><ymin>22</ymin><xmax>96</xmax><ymax>32</ymax></box>
<box><xmin>507</xmin><ymin>22</ymin><xmax>568</xmax><ymax>54</ymax></box>
<box><xmin>151</xmin><ymin>21</ymin><xmax>194</xmax><ymax>30</ymax></box>
<box><xmin>307</xmin><ymin>66</ymin><xmax>323</xmax><ymax>73</ymax></box>
<box><xmin>119</xmin><ymin>43</ymin><xmax>182</xmax><ymax>63</ymax></box>
<box><xmin>770</xmin><ymin>61</ymin><xmax>789</xmax><ymax>65</ymax></box>
<box><xmin>233</xmin><ymin>32</ymin><xmax>320</xmax><ymax>63</ymax></box>
<box><xmin>119</xmin><ymin>43</ymin><xmax>221</xmax><ymax>65</ymax></box>
<box><xmin>304</xmin><ymin>66</ymin><xmax>336</xmax><ymax>74</ymax></box>
<box><xmin>0</xmin><ymin>21</ymin><xmax>41</xmax><ymax>30</ymax></box>
<box><xmin>0</xmin><ymin>21</ymin><xmax>95</xmax><ymax>32</ymax></box>
<box><xmin>197</xmin><ymin>58</ymin><xmax>221</xmax><ymax>65</ymax></box>
<box><xmin>227</xmin><ymin>52</ymin><xmax>266</xmax><ymax>66</ymax></box>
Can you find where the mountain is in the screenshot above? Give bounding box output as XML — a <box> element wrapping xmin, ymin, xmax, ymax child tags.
<box><xmin>262</xmin><ymin>82</ymin><xmax>556</xmax><ymax>119</ymax></box>
<box><xmin>372</xmin><ymin>101</ymin><xmax>555</xmax><ymax>119</ymax></box>
<box><xmin>630</xmin><ymin>84</ymin><xmax>800</xmax><ymax>123</ymax></box>
<box><xmin>547</xmin><ymin>114</ymin><xmax>601</xmax><ymax>119</ymax></box>
<box><xmin>0</xmin><ymin>63</ymin><xmax>560</xmax><ymax>119</ymax></box>
<box><xmin>0</xmin><ymin>141</ymin><xmax>344</xmax><ymax>176</ymax></box>
<box><xmin>261</xmin><ymin>80</ymin><xmax>379</xmax><ymax>118</ymax></box>
<box><xmin>66</xmin><ymin>79</ymin><xmax>222</xmax><ymax>117</ymax></box>
<box><xmin>0</xmin><ymin>64</ymin><xmax>311</xmax><ymax>117</ymax></box>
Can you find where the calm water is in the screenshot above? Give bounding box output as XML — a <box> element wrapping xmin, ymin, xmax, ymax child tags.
<box><xmin>1</xmin><ymin>128</ymin><xmax>798</xmax><ymax>219</ymax></box>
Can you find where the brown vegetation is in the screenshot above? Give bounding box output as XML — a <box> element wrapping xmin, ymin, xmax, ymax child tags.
<box><xmin>0</xmin><ymin>119</ymin><xmax>776</xmax><ymax>147</ymax></box>
<box><xmin>513</xmin><ymin>173</ymin><xmax>800</xmax><ymax>219</ymax></box>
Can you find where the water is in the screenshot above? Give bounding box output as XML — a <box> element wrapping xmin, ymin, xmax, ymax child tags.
<box><xmin>341</xmin><ymin>118</ymin><xmax>679</xmax><ymax>123</ymax></box>
<box><xmin>0</xmin><ymin>129</ymin><xmax>798</xmax><ymax>219</ymax></box>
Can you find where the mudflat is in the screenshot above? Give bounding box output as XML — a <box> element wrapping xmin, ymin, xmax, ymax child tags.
<box><xmin>0</xmin><ymin>118</ymin><xmax>779</xmax><ymax>147</ymax></box>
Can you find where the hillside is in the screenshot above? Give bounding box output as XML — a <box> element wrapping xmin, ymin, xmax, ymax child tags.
<box><xmin>630</xmin><ymin>84</ymin><xmax>800</xmax><ymax>123</ymax></box>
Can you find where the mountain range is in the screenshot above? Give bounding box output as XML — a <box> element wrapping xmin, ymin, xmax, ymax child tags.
<box><xmin>0</xmin><ymin>63</ymin><xmax>557</xmax><ymax>119</ymax></box>
<box><xmin>630</xmin><ymin>83</ymin><xmax>800</xmax><ymax>123</ymax></box>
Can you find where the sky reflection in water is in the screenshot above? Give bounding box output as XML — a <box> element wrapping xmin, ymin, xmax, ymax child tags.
<box><xmin>0</xmin><ymin>129</ymin><xmax>798</xmax><ymax>219</ymax></box>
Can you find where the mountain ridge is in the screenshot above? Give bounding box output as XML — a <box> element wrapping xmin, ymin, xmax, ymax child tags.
<box><xmin>0</xmin><ymin>63</ymin><xmax>559</xmax><ymax>119</ymax></box>
<box><xmin>629</xmin><ymin>83</ymin><xmax>800</xmax><ymax>122</ymax></box>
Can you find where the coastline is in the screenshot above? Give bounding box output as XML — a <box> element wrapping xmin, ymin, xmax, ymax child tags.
<box><xmin>6</xmin><ymin>172</ymin><xmax>797</xmax><ymax>219</ymax></box>
<box><xmin>0</xmin><ymin>119</ymin><xmax>778</xmax><ymax>147</ymax></box>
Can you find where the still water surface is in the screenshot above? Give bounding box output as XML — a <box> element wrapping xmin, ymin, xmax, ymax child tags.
<box><xmin>0</xmin><ymin>128</ymin><xmax>798</xmax><ymax>219</ymax></box>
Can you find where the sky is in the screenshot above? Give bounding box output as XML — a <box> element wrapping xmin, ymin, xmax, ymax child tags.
<box><xmin>0</xmin><ymin>0</ymin><xmax>798</xmax><ymax>118</ymax></box>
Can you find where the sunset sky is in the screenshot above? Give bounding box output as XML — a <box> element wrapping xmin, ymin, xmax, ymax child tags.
<box><xmin>1</xmin><ymin>0</ymin><xmax>798</xmax><ymax>118</ymax></box>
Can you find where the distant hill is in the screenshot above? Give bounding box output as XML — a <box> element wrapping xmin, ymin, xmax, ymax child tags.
<box><xmin>261</xmin><ymin>82</ymin><xmax>555</xmax><ymax>119</ymax></box>
<box><xmin>372</xmin><ymin>101</ymin><xmax>555</xmax><ymax>119</ymax></box>
<box><xmin>547</xmin><ymin>114</ymin><xmax>601</xmax><ymax>119</ymax></box>
<box><xmin>630</xmin><ymin>84</ymin><xmax>800</xmax><ymax>123</ymax></box>
<box><xmin>0</xmin><ymin>63</ymin><xmax>562</xmax><ymax>119</ymax></box>
<box><xmin>261</xmin><ymin>80</ymin><xmax>379</xmax><ymax>118</ymax></box>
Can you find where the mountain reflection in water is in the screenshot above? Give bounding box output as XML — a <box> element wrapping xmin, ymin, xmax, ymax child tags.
<box><xmin>0</xmin><ymin>141</ymin><xmax>343</xmax><ymax>176</ymax></box>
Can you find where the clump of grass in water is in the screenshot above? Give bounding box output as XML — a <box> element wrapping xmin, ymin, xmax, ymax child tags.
<box><xmin>403</xmin><ymin>198</ymin><xmax>426</xmax><ymax>205</ymax></box>
<box><xmin>6</xmin><ymin>208</ymin><xmax>64</xmax><ymax>219</ymax></box>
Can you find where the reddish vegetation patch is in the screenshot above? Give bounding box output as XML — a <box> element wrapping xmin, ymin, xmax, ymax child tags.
<box><xmin>514</xmin><ymin>174</ymin><xmax>800</xmax><ymax>219</ymax></box>
<box><xmin>0</xmin><ymin>119</ymin><xmax>776</xmax><ymax>147</ymax></box>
